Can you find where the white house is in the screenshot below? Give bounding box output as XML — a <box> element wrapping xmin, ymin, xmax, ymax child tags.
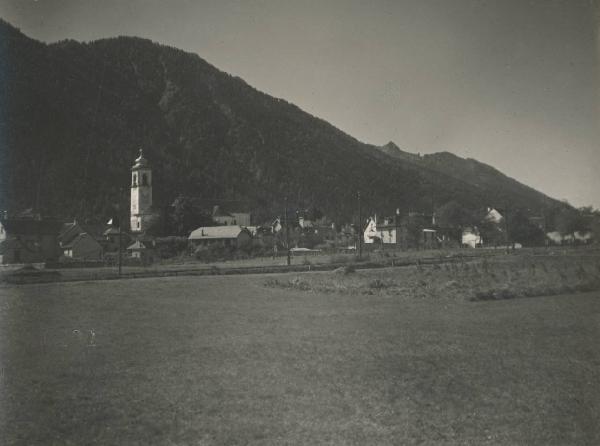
<box><xmin>485</xmin><ymin>207</ymin><xmax>504</xmax><ymax>224</ymax></box>
<box><xmin>363</xmin><ymin>216</ymin><xmax>398</xmax><ymax>244</ymax></box>
<box><xmin>462</xmin><ymin>227</ymin><xmax>483</xmax><ymax>248</ymax></box>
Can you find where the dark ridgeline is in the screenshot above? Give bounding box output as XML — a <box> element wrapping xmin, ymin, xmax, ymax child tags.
<box><xmin>0</xmin><ymin>19</ymin><xmax>567</xmax><ymax>225</ymax></box>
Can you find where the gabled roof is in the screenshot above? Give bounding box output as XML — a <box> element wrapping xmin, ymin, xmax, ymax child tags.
<box><xmin>485</xmin><ymin>208</ymin><xmax>504</xmax><ymax>223</ymax></box>
<box><xmin>62</xmin><ymin>233</ymin><xmax>102</xmax><ymax>249</ymax></box>
<box><xmin>59</xmin><ymin>222</ymin><xmax>84</xmax><ymax>245</ymax></box>
<box><xmin>127</xmin><ymin>240</ymin><xmax>147</xmax><ymax>250</ymax></box>
<box><xmin>104</xmin><ymin>227</ymin><xmax>121</xmax><ymax>236</ymax></box>
<box><xmin>189</xmin><ymin>225</ymin><xmax>248</xmax><ymax>240</ymax></box>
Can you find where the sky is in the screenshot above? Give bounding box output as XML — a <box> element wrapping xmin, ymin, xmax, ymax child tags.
<box><xmin>1</xmin><ymin>0</ymin><xmax>599</xmax><ymax>208</ymax></box>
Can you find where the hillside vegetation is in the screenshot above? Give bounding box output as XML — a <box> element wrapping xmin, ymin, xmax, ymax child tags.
<box><xmin>0</xmin><ymin>20</ymin><xmax>565</xmax><ymax>224</ymax></box>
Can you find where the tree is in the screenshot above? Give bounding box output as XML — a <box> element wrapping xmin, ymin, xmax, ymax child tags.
<box><xmin>435</xmin><ymin>201</ymin><xmax>476</xmax><ymax>229</ymax></box>
<box><xmin>508</xmin><ymin>210</ymin><xmax>545</xmax><ymax>246</ymax></box>
<box><xmin>554</xmin><ymin>208</ymin><xmax>587</xmax><ymax>241</ymax></box>
<box><xmin>169</xmin><ymin>196</ymin><xmax>215</xmax><ymax>236</ymax></box>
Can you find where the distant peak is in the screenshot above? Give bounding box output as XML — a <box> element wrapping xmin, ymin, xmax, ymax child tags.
<box><xmin>378</xmin><ymin>141</ymin><xmax>421</xmax><ymax>161</ymax></box>
<box><xmin>382</xmin><ymin>141</ymin><xmax>401</xmax><ymax>151</ymax></box>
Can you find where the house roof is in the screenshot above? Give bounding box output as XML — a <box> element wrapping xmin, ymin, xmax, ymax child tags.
<box><xmin>59</xmin><ymin>222</ymin><xmax>87</xmax><ymax>245</ymax></box>
<box><xmin>104</xmin><ymin>227</ymin><xmax>121</xmax><ymax>236</ymax></box>
<box><xmin>189</xmin><ymin>225</ymin><xmax>247</xmax><ymax>240</ymax></box>
<box><xmin>126</xmin><ymin>240</ymin><xmax>147</xmax><ymax>250</ymax></box>
<box><xmin>62</xmin><ymin>233</ymin><xmax>101</xmax><ymax>249</ymax></box>
<box><xmin>212</xmin><ymin>205</ymin><xmax>233</xmax><ymax>217</ymax></box>
<box><xmin>60</xmin><ymin>222</ymin><xmax>106</xmax><ymax>242</ymax></box>
<box><xmin>485</xmin><ymin>208</ymin><xmax>504</xmax><ymax>223</ymax></box>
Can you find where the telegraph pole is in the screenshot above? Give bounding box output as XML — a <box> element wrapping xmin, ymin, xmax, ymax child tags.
<box><xmin>284</xmin><ymin>197</ymin><xmax>291</xmax><ymax>266</ymax></box>
<box><xmin>357</xmin><ymin>191</ymin><xmax>362</xmax><ymax>260</ymax></box>
<box><xmin>503</xmin><ymin>204</ymin><xmax>511</xmax><ymax>253</ymax></box>
<box><xmin>395</xmin><ymin>208</ymin><xmax>400</xmax><ymax>253</ymax></box>
<box><xmin>118</xmin><ymin>216</ymin><xmax>122</xmax><ymax>276</ymax></box>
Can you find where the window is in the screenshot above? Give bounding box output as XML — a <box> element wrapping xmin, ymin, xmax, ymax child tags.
<box><xmin>137</xmin><ymin>221</ymin><xmax>140</xmax><ymax>229</ymax></box>
<box><xmin>132</xmin><ymin>174</ymin><xmax>137</xmax><ymax>186</ymax></box>
<box><xmin>142</xmin><ymin>173</ymin><xmax>148</xmax><ymax>186</ymax></box>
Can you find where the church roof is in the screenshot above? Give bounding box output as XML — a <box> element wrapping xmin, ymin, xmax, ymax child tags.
<box><xmin>132</xmin><ymin>149</ymin><xmax>150</xmax><ymax>170</ymax></box>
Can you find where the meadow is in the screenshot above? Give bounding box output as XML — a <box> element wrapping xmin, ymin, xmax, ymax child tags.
<box><xmin>265</xmin><ymin>252</ymin><xmax>600</xmax><ymax>301</ymax></box>
<box><xmin>0</xmin><ymin>255</ymin><xmax>599</xmax><ymax>445</ymax></box>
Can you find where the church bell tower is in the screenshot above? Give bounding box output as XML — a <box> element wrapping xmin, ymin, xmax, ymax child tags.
<box><xmin>130</xmin><ymin>149</ymin><xmax>152</xmax><ymax>233</ymax></box>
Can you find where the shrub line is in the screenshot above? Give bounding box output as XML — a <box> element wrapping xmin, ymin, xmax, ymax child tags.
<box><xmin>3</xmin><ymin>252</ymin><xmax>501</xmax><ymax>285</ymax></box>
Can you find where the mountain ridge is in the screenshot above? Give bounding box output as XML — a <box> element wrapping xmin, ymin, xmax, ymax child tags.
<box><xmin>0</xmin><ymin>19</ymin><xmax>566</xmax><ymax>225</ymax></box>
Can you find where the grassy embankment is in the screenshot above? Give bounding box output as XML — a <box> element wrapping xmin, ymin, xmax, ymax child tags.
<box><xmin>265</xmin><ymin>253</ymin><xmax>600</xmax><ymax>301</ymax></box>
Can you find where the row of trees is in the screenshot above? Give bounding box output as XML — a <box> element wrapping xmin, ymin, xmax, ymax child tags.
<box><xmin>434</xmin><ymin>201</ymin><xmax>599</xmax><ymax>247</ymax></box>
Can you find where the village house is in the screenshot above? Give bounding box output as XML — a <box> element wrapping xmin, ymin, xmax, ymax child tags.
<box><xmin>58</xmin><ymin>221</ymin><xmax>103</xmax><ymax>260</ymax></box>
<box><xmin>231</xmin><ymin>212</ymin><xmax>251</xmax><ymax>226</ymax></box>
<box><xmin>0</xmin><ymin>214</ymin><xmax>62</xmax><ymax>264</ymax></box>
<box><xmin>364</xmin><ymin>216</ymin><xmax>399</xmax><ymax>245</ymax></box>
<box><xmin>102</xmin><ymin>226</ymin><xmax>131</xmax><ymax>252</ymax></box>
<box><xmin>364</xmin><ymin>214</ymin><xmax>439</xmax><ymax>249</ymax></box>
<box><xmin>462</xmin><ymin>227</ymin><xmax>483</xmax><ymax>248</ymax></box>
<box><xmin>421</xmin><ymin>228</ymin><xmax>438</xmax><ymax>249</ymax></box>
<box><xmin>212</xmin><ymin>206</ymin><xmax>251</xmax><ymax>226</ymax></box>
<box><xmin>298</xmin><ymin>216</ymin><xmax>314</xmax><ymax>230</ymax></box>
<box><xmin>188</xmin><ymin>225</ymin><xmax>252</xmax><ymax>248</ymax></box>
<box><xmin>485</xmin><ymin>207</ymin><xmax>504</xmax><ymax>223</ymax></box>
<box><xmin>126</xmin><ymin>240</ymin><xmax>154</xmax><ymax>263</ymax></box>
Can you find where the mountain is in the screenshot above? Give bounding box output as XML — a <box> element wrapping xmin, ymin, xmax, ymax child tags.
<box><xmin>376</xmin><ymin>144</ymin><xmax>558</xmax><ymax>213</ymax></box>
<box><xmin>0</xmin><ymin>20</ymin><xmax>566</xmax><ymax>225</ymax></box>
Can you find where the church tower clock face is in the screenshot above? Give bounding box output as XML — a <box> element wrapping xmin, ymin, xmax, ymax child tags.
<box><xmin>130</xmin><ymin>149</ymin><xmax>153</xmax><ymax>233</ymax></box>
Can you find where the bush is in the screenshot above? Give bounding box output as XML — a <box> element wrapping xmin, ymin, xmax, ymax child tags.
<box><xmin>343</xmin><ymin>264</ymin><xmax>356</xmax><ymax>274</ymax></box>
<box><xmin>368</xmin><ymin>278</ymin><xmax>395</xmax><ymax>289</ymax></box>
<box><xmin>330</xmin><ymin>254</ymin><xmax>351</xmax><ymax>264</ymax></box>
<box><xmin>154</xmin><ymin>236</ymin><xmax>189</xmax><ymax>259</ymax></box>
<box><xmin>194</xmin><ymin>244</ymin><xmax>235</xmax><ymax>262</ymax></box>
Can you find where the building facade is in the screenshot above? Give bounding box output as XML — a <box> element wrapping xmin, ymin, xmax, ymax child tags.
<box><xmin>58</xmin><ymin>222</ymin><xmax>103</xmax><ymax>260</ymax></box>
<box><xmin>0</xmin><ymin>217</ymin><xmax>62</xmax><ymax>264</ymax></box>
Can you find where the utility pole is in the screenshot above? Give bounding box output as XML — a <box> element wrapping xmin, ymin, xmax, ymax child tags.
<box><xmin>503</xmin><ymin>205</ymin><xmax>511</xmax><ymax>253</ymax></box>
<box><xmin>284</xmin><ymin>197</ymin><xmax>291</xmax><ymax>266</ymax></box>
<box><xmin>357</xmin><ymin>191</ymin><xmax>362</xmax><ymax>260</ymax></box>
<box><xmin>395</xmin><ymin>208</ymin><xmax>400</xmax><ymax>253</ymax></box>
<box><xmin>118</xmin><ymin>217</ymin><xmax>122</xmax><ymax>276</ymax></box>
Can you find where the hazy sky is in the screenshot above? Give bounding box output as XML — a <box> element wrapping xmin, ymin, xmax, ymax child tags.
<box><xmin>2</xmin><ymin>0</ymin><xmax>599</xmax><ymax>207</ymax></box>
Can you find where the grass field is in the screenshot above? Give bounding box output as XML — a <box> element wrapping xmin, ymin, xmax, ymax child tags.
<box><xmin>1</xmin><ymin>265</ymin><xmax>599</xmax><ymax>444</ymax></box>
<box><xmin>266</xmin><ymin>253</ymin><xmax>600</xmax><ymax>301</ymax></box>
